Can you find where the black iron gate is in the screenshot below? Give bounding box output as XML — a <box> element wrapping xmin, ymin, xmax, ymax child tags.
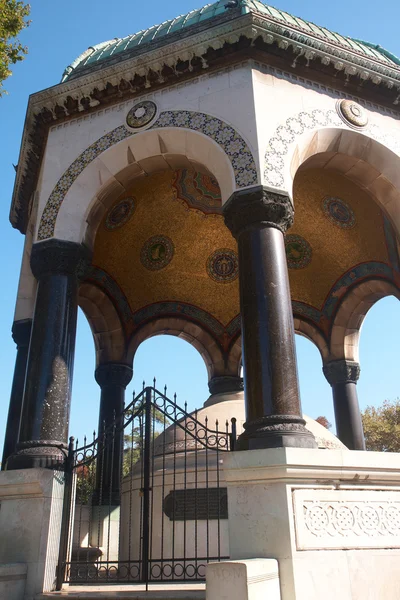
<box><xmin>57</xmin><ymin>385</ymin><xmax>236</xmax><ymax>587</ymax></box>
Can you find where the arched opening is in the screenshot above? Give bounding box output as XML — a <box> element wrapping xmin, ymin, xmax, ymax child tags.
<box><xmin>130</xmin><ymin>334</ymin><xmax>209</xmax><ymax>412</ymax></box>
<box><xmin>358</xmin><ymin>296</ymin><xmax>400</xmax><ymax>417</ymax></box>
<box><xmin>287</xmin><ymin>128</ymin><xmax>400</xmax><ymax>240</ymax></box>
<box><xmin>295</xmin><ymin>333</ymin><xmax>335</xmax><ymax>431</ymax></box>
<box><xmin>69</xmin><ymin>308</ymin><xmax>99</xmax><ymax>445</ymax></box>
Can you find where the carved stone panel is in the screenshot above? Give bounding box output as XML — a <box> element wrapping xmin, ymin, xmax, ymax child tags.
<box><xmin>293</xmin><ymin>488</ymin><xmax>400</xmax><ymax>550</ymax></box>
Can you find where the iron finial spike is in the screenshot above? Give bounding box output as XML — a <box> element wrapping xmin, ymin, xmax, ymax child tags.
<box><xmin>153</xmin><ymin>377</ymin><xmax>156</xmax><ymax>387</ymax></box>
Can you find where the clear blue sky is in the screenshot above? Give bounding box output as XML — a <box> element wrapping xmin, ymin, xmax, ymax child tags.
<box><xmin>1</xmin><ymin>0</ymin><xmax>400</xmax><ymax>450</ymax></box>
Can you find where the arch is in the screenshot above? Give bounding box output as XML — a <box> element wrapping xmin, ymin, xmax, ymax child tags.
<box><xmin>329</xmin><ymin>279</ymin><xmax>400</xmax><ymax>362</ymax></box>
<box><xmin>78</xmin><ymin>282</ymin><xmax>126</xmax><ymax>366</ymax></box>
<box><xmin>37</xmin><ymin>110</ymin><xmax>259</xmax><ymax>244</ymax></box>
<box><xmin>264</xmin><ymin>105</ymin><xmax>400</xmax><ymax>237</ymax></box>
<box><xmin>127</xmin><ymin>317</ymin><xmax>229</xmax><ymax>381</ymax></box>
<box><xmin>293</xmin><ymin>317</ymin><xmax>329</xmax><ymax>362</ymax></box>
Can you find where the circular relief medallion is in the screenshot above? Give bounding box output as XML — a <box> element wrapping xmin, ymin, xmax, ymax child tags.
<box><xmin>140</xmin><ymin>235</ymin><xmax>174</xmax><ymax>271</ymax></box>
<box><xmin>126</xmin><ymin>100</ymin><xmax>157</xmax><ymax>129</ymax></box>
<box><xmin>285</xmin><ymin>235</ymin><xmax>312</xmax><ymax>269</ymax></box>
<box><xmin>323</xmin><ymin>196</ymin><xmax>356</xmax><ymax>229</ymax></box>
<box><xmin>105</xmin><ymin>197</ymin><xmax>135</xmax><ymax>230</ymax></box>
<box><xmin>207</xmin><ymin>249</ymin><xmax>239</xmax><ymax>283</ymax></box>
<box><xmin>338</xmin><ymin>99</ymin><xmax>368</xmax><ymax>128</ymax></box>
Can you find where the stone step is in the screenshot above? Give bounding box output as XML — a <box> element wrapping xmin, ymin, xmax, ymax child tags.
<box><xmin>37</xmin><ymin>584</ymin><xmax>205</xmax><ymax>600</ymax></box>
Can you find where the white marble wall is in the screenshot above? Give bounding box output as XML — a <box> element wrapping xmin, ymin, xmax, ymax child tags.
<box><xmin>0</xmin><ymin>469</ymin><xmax>65</xmax><ymax>598</ymax></box>
<box><xmin>224</xmin><ymin>448</ymin><xmax>400</xmax><ymax>600</ymax></box>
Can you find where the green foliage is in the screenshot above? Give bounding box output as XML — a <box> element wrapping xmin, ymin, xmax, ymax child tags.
<box><xmin>123</xmin><ymin>406</ymin><xmax>168</xmax><ymax>476</ymax></box>
<box><xmin>362</xmin><ymin>399</ymin><xmax>400</xmax><ymax>452</ymax></box>
<box><xmin>0</xmin><ymin>0</ymin><xmax>30</xmax><ymax>94</ymax></box>
<box><xmin>75</xmin><ymin>462</ymin><xmax>95</xmax><ymax>504</ymax></box>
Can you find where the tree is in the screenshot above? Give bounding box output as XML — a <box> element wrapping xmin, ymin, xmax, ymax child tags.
<box><xmin>0</xmin><ymin>1</ymin><xmax>30</xmax><ymax>95</ymax></box>
<box><xmin>362</xmin><ymin>399</ymin><xmax>400</xmax><ymax>452</ymax></box>
<box><xmin>315</xmin><ymin>416</ymin><xmax>332</xmax><ymax>429</ymax></box>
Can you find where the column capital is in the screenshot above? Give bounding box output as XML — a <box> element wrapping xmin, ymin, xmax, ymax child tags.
<box><xmin>30</xmin><ymin>240</ymin><xmax>92</xmax><ymax>280</ymax></box>
<box><xmin>223</xmin><ymin>186</ymin><xmax>294</xmax><ymax>238</ymax></box>
<box><xmin>208</xmin><ymin>375</ymin><xmax>244</xmax><ymax>395</ymax></box>
<box><xmin>95</xmin><ymin>362</ymin><xmax>133</xmax><ymax>389</ymax></box>
<box><xmin>12</xmin><ymin>319</ymin><xmax>32</xmax><ymax>348</ymax></box>
<box><xmin>323</xmin><ymin>360</ymin><xmax>360</xmax><ymax>385</ymax></box>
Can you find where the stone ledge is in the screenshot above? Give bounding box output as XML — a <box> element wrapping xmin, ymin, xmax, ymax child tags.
<box><xmin>36</xmin><ymin>585</ymin><xmax>205</xmax><ymax>599</ymax></box>
<box><xmin>0</xmin><ymin>468</ymin><xmax>64</xmax><ymax>500</ymax></box>
<box><xmin>223</xmin><ymin>448</ymin><xmax>400</xmax><ymax>485</ymax></box>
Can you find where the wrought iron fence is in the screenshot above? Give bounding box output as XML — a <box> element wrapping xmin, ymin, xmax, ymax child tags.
<box><xmin>57</xmin><ymin>384</ymin><xmax>236</xmax><ymax>587</ymax></box>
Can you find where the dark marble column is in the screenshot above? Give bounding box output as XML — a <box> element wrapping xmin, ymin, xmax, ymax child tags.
<box><xmin>94</xmin><ymin>363</ymin><xmax>133</xmax><ymax>504</ymax></box>
<box><xmin>1</xmin><ymin>319</ymin><xmax>32</xmax><ymax>469</ymax></box>
<box><xmin>323</xmin><ymin>360</ymin><xmax>365</xmax><ymax>450</ymax></box>
<box><xmin>224</xmin><ymin>187</ymin><xmax>316</xmax><ymax>450</ymax></box>
<box><xmin>7</xmin><ymin>240</ymin><xmax>91</xmax><ymax>470</ymax></box>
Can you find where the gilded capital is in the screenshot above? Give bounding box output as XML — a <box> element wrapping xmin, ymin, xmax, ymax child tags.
<box><xmin>223</xmin><ymin>186</ymin><xmax>294</xmax><ymax>238</ymax></box>
<box><xmin>323</xmin><ymin>360</ymin><xmax>360</xmax><ymax>385</ymax></box>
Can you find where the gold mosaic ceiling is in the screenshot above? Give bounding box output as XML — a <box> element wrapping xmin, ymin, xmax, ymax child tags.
<box><xmin>92</xmin><ymin>167</ymin><xmax>392</xmax><ymax>333</ymax></box>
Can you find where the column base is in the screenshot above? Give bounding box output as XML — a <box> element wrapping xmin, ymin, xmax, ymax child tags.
<box><xmin>237</xmin><ymin>415</ymin><xmax>317</xmax><ymax>450</ymax></box>
<box><xmin>6</xmin><ymin>440</ymin><xmax>67</xmax><ymax>470</ymax></box>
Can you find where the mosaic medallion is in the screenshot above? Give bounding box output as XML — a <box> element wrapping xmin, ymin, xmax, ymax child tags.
<box><xmin>126</xmin><ymin>100</ymin><xmax>157</xmax><ymax>129</ymax></box>
<box><xmin>140</xmin><ymin>235</ymin><xmax>174</xmax><ymax>271</ymax></box>
<box><xmin>285</xmin><ymin>235</ymin><xmax>312</xmax><ymax>269</ymax></box>
<box><xmin>337</xmin><ymin>99</ymin><xmax>368</xmax><ymax>128</ymax></box>
<box><xmin>323</xmin><ymin>196</ymin><xmax>356</xmax><ymax>229</ymax></box>
<box><xmin>207</xmin><ymin>249</ymin><xmax>239</xmax><ymax>283</ymax></box>
<box><xmin>173</xmin><ymin>169</ymin><xmax>222</xmax><ymax>214</ymax></box>
<box><xmin>105</xmin><ymin>197</ymin><xmax>135</xmax><ymax>230</ymax></box>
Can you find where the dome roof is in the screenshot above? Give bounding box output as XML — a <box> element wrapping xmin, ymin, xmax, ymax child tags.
<box><xmin>61</xmin><ymin>0</ymin><xmax>400</xmax><ymax>82</ymax></box>
<box><xmin>153</xmin><ymin>395</ymin><xmax>347</xmax><ymax>455</ymax></box>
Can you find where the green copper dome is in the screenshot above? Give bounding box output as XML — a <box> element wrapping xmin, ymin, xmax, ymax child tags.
<box><xmin>61</xmin><ymin>0</ymin><xmax>400</xmax><ymax>82</ymax></box>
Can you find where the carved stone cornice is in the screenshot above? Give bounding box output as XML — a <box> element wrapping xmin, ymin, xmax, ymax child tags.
<box><xmin>223</xmin><ymin>186</ymin><xmax>294</xmax><ymax>237</ymax></box>
<box><xmin>11</xmin><ymin>319</ymin><xmax>32</xmax><ymax>348</ymax></box>
<box><xmin>95</xmin><ymin>363</ymin><xmax>133</xmax><ymax>389</ymax></box>
<box><xmin>11</xmin><ymin>9</ymin><xmax>400</xmax><ymax>234</ymax></box>
<box><xmin>323</xmin><ymin>360</ymin><xmax>361</xmax><ymax>385</ymax></box>
<box><xmin>208</xmin><ymin>376</ymin><xmax>244</xmax><ymax>395</ymax></box>
<box><xmin>30</xmin><ymin>240</ymin><xmax>92</xmax><ymax>280</ymax></box>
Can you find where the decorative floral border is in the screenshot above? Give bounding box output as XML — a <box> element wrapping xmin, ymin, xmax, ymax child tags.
<box><xmin>37</xmin><ymin>110</ymin><xmax>258</xmax><ymax>241</ymax></box>
<box><xmin>264</xmin><ymin>109</ymin><xmax>343</xmax><ymax>188</ymax></box>
<box><xmin>264</xmin><ymin>105</ymin><xmax>400</xmax><ymax>189</ymax></box>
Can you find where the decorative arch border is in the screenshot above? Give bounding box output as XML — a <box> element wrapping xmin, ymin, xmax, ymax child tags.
<box><xmin>38</xmin><ymin>110</ymin><xmax>258</xmax><ymax>240</ymax></box>
<box><xmin>329</xmin><ymin>278</ymin><xmax>400</xmax><ymax>362</ymax></box>
<box><xmin>290</xmin><ymin>261</ymin><xmax>397</xmax><ymax>337</ymax></box>
<box><xmin>264</xmin><ymin>106</ymin><xmax>400</xmax><ymax>189</ymax></box>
